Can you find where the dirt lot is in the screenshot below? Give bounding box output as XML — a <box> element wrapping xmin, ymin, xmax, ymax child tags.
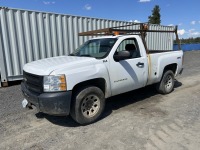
<box><xmin>0</xmin><ymin>51</ymin><xmax>200</xmax><ymax>150</ymax></box>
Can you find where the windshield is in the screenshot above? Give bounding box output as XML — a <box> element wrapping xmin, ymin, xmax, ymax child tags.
<box><xmin>70</xmin><ymin>38</ymin><xmax>117</xmax><ymax>59</ymax></box>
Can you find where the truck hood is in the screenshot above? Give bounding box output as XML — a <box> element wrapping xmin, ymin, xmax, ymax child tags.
<box><xmin>23</xmin><ymin>56</ymin><xmax>97</xmax><ymax>75</ymax></box>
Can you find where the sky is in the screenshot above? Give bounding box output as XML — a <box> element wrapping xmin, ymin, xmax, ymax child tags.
<box><xmin>0</xmin><ymin>0</ymin><xmax>199</xmax><ymax>38</ymax></box>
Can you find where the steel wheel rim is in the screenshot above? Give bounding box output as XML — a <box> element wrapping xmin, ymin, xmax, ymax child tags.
<box><xmin>165</xmin><ymin>75</ymin><xmax>173</xmax><ymax>90</ymax></box>
<box><xmin>81</xmin><ymin>95</ymin><xmax>100</xmax><ymax>118</ymax></box>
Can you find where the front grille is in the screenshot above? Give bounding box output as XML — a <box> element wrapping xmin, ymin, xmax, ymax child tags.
<box><xmin>23</xmin><ymin>71</ymin><xmax>43</xmax><ymax>94</ymax></box>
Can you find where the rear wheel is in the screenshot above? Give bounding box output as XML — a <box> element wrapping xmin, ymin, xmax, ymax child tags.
<box><xmin>70</xmin><ymin>86</ymin><xmax>105</xmax><ymax>125</ymax></box>
<box><xmin>156</xmin><ymin>70</ymin><xmax>175</xmax><ymax>94</ymax></box>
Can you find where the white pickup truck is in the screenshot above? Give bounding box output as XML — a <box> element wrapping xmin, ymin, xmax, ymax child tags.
<box><xmin>21</xmin><ymin>25</ymin><xmax>183</xmax><ymax>125</ymax></box>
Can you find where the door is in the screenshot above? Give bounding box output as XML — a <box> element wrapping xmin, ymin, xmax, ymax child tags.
<box><xmin>108</xmin><ymin>38</ymin><xmax>148</xmax><ymax>96</ymax></box>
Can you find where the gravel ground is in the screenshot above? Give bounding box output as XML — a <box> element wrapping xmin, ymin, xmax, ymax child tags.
<box><xmin>0</xmin><ymin>50</ymin><xmax>200</xmax><ymax>150</ymax></box>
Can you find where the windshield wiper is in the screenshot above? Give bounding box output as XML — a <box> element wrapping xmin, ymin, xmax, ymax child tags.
<box><xmin>69</xmin><ymin>53</ymin><xmax>92</xmax><ymax>57</ymax></box>
<box><xmin>79</xmin><ymin>54</ymin><xmax>92</xmax><ymax>57</ymax></box>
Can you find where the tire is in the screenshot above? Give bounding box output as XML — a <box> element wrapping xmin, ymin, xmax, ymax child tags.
<box><xmin>156</xmin><ymin>70</ymin><xmax>175</xmax><ymax>94</ymax></box>
<box><xmin>70</xmin><ymin>86</ymin><xmax>105</xmax><ymax>125</ymax></box>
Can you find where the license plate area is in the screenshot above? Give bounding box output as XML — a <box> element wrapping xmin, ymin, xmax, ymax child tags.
<box><xmin>22</xmin><ymin>99</ymin><xmax>28</xmax><ymax>108</ymax></box>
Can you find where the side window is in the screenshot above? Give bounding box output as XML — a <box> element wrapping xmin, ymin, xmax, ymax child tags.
<box><xmin>116</xmin><ymin>38</ymin><xmax>141</xmax><ymax>58</ymax></box>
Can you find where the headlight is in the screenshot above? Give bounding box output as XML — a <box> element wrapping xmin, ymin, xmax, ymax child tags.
<box><xmin>43</xmin><ymin>75</ymin><xmax>67</xmax><ymax>92</ymax></box>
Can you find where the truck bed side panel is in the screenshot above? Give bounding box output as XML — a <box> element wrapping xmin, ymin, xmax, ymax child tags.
<box><xmin>147</xmin><ymin>50</ymin><xmax>183</xmax><ymax>85</ymax></box>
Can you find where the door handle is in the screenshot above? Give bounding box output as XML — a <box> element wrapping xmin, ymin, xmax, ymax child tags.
<box><xmin>136</xmin><ymin>62</ymin><xmax>144</xmax><ymax>67</ymax></box>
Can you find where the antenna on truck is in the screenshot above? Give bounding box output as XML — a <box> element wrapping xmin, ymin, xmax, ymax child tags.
<box><xmin>78</xmin><ymin>23</ymin><xmax>181</xmax><ymax>53</ymax></box>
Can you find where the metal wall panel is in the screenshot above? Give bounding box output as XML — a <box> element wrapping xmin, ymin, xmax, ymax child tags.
<box><xmin>146</xmin><ymin>24</ymin><xmax>174</xmax><ymax>50</ymax></box>
<box><xmin>0</xmin><ymin>7</ymin><xmax>175</xmax><ymax>83</ymax></box>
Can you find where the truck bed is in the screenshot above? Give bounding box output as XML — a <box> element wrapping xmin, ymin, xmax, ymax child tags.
<box><xmin>147</xmin><ymin>50</ymin><xmax>183</xmax><ymax>85</ymax></box>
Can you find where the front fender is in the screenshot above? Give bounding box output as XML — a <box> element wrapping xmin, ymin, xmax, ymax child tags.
<box><xmin>65</xmin><ymin>64</ymin><xmax>111</xmax><ymax>98</ymax></box>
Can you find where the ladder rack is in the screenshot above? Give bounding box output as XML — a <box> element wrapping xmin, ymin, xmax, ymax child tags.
<box><xmin>78</xmin><ymin>23</ymin><xmax>181</xmax><ymax>53</ymax></box>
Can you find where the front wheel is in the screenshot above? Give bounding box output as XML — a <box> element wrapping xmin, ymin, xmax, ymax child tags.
<box><xmin>70</xmin><ymin>86</ymin><xmax>105</xmax><ymax>125</ymax></box>
<box><xmin>156</xmin><ymin>70</ymin><xmax>175</xmax><ymax>94</ymax></box>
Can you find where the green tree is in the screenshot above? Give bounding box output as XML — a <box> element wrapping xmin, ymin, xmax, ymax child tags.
<box><xmin>174</xmin><ymin>37</ymin><xmax>200</xmax><ymax>44</ymax></box>
<box><xmin>148</xmin><ymin>5</ymin><xmax>161</xmax><ymax>24</ymax></box>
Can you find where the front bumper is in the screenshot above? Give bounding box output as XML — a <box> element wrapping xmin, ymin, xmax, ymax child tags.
<box><xmin>21</xmin><ymin>81</ymin><xmax>72</xmax><ymax>115</ymax></box>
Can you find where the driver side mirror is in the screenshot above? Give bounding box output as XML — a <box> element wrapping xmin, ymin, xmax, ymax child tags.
<box><xmin>114</xmin><ymin>50</ymin><xmax>131</xmax><ymax>61</ymax></box>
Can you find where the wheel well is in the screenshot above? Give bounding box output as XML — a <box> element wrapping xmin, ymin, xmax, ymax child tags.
<box><xmin>163</xmin><ymin>63</ymin><xmax>177</xmax><ymax>74</ymax></box>
<box><xmin>72</xmin><ymin>78</ymin><xmax>106</xmax><ymax>95</ymax></box>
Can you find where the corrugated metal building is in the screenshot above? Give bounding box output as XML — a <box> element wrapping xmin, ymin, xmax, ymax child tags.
<box><xmin>0</xmin><ymin>7</ymin><xmax>175</xmax><ymax>87</ymax></box>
